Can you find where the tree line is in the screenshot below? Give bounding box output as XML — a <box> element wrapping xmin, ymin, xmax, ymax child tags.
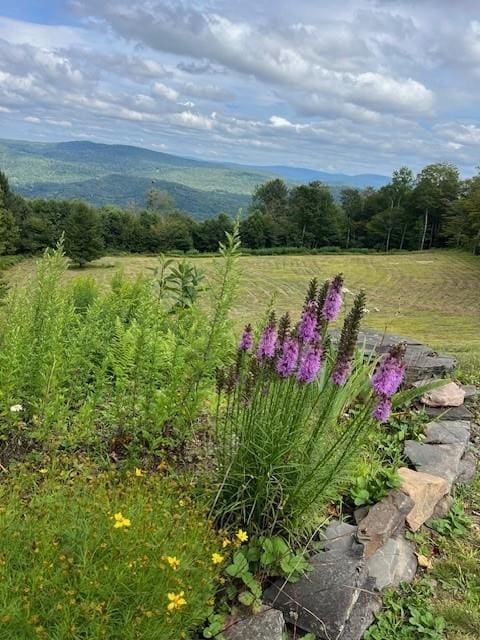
<box><xmin>0</xmin><ymin>162</ymin><xmax>479</xmax><ymax>265</ymax></box>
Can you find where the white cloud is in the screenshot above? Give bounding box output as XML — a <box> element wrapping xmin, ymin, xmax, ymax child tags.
<box><xmin>152</xmin><ymin>82</ymin><xmax>180</xmax><ymax>102</ymax></box>
<box><xmin>0</xmin><ymin>2</ymin><xmax>479</xmax><ymax>175</ymax></box>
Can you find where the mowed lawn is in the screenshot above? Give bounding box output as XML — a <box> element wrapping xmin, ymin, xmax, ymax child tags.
<box><xmin>6</xmin><ymin>250</ymin><xmax>480</xmax><ymax>366</ymax></box>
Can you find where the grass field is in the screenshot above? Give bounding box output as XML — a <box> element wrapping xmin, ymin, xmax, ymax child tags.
<box><xmin>6</xmin><ymin>249</ymin><xmax>480</xmax><ymax>366</ymax></box>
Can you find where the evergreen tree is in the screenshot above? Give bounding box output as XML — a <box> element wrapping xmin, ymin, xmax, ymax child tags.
<box><xmin>63</xmin><ymin>202</ymin><xmax>104</xmax><ymax>266</ymax></box>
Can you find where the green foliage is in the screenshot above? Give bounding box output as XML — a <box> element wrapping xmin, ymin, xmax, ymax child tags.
<box><xmin>429</xmin><ymin>500</ymin><xmax>472</xmax><ymax>537</ymax></box>
<box><xmin>350</xmin><ymin>466</ymin><xmax>401</xmax><ymax>506</ymax></box>
<box><xmin>0</xmin><ymin>461</ymin><xmax>220</xmax><ymax>639</ymax></box>
<box><xmin>222</xmin><ymin>535</ymin><xmax>309</xmax><ymax>615</ymax></box>
<box><xmin>0</xmin><ymin>234</ymin><xmax>238</xmax><ymax>451</ymax></box>
<box><xmin>152</xmin><ymin>255</ymin><xmax>205</xmax><ymax>308</ymax></box>
<box><xmin>364</xmin><ymin>581</ymin><xmax>446</xmax><ymax>640</ymax></box>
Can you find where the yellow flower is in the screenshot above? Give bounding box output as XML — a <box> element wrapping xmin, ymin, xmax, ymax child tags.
<box><xmin>113</xmin><ymin>512</ymin><xmax>131</xmax><ymax>529</ymax></box>
<box><xmin>167</xmin><ymin>591</ymin><xmax>187</xmax><ymax>611</ymax></box>
<box><xmin>39</xmin><ymin>469</ymin><xmax>48</xmax><ymax>475</ymax></box>
<box><xmin>236</xmin><ymin>529</ymin><xmax>248</xmax><ymax>543</ymax></box>
<box><xmin>165</xmin><ymin>555</ymin><xmax>180</xmax><ymax>570</ymax></box>
<box><xmin>135</xmin><ymin>468</ymin><xmax>144</xmax><ymax>477</ymax></box>
<box><xmin>222</xmin><ymin>538</ymin><xmax>231</xmax><ymax>548</ymax></box>
<box><xmin>211</xmin><ymin>553</ymin><xmax>224</xmax><ymax>565</ymax></box>
<box><xmin>178</xmin><ymin>499</ymin><xmax>185</xmax><ymax>507</ymax></box>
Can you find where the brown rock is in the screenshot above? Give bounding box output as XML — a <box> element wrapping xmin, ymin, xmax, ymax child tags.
<box><xmin>421</xmin><ymin>382</ymin><xmax>465</xmax><ymax>407</ymax></box>
<box><xmin>398</xmin><ymin>467</ymin><xmax>449</xmax><ymax>532</ymax></box>
<box><xmin>356</xmin><ymin>491</ymin><xmax>414</xmax><ymax>558</ymax></box>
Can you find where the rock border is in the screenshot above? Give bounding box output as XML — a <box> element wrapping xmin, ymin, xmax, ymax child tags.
<box><xmin>226</xmin><ymin>341</ymin><xmax>476</xmax><ymax>640</ymax></box>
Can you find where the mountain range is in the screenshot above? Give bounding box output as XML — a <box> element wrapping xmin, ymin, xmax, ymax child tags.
<box><xmin>0</xmin><ymin>138</ymin><xmax>389</xmax><ymax>219</ymax></box>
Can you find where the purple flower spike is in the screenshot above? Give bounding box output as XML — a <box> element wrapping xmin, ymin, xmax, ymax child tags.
<box><xmin>239</xmin><ymin>324</ymin><xmax>253</xmax><ymax>352</ymax></box>
<box><xmin>299</xmin><ymin>301</ymin><xmax>318</xmax><ymax>342</ymax></box>
<box><xmin>372</xmin><ymin>349</ymin><xmax>405</xmax><ymax>397</ymax></box>
<box><xmin>297</xmin><ymin>343</ymin><xmax>323</xmax><ymax>384</ymax></box>
<box><xmin>321</xmin><ymin>275</ymin><xmax>343</xmax><ymax>322</ymax></box>
<box><xmin>256</xmin><ymin>323</ymin><xmax>277</xmax><ymax>359</ymax></box>
<box><xmin>332</xmin><ymin>359</ymin><xmax>351</xmax><ymax>386</ymax></box>
<box><xmin>373</xmin><ymin>396</ymin><xmax>392</xmax><ymax>422</ymax></box>
<box><xmin>276</xmin><ymin>337</ymin><xmax>299</xmax><ymax>377</ymax></box>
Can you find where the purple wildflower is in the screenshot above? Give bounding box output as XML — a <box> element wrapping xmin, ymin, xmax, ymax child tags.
<box><xmin>239</xmin><ymin>324</ymin><xmax>253</xmax><ymax>352</ymax></box>
<box><xmin>331</xmin><ymin>359</ymin><xmax>351</xmax><ymax>386</ymax></box>
<box><xmin>276</xmin><ymin>337</ymin><xmax>299</xmax><ymax>377</ymax></box>
<box><xmin>256</xmin><ymin>323</ymin><xmax>277</xmax><ymax>360</ymax></box>
<box><xmin>321</xmin><ymin>274</ymin><xmax>344</xmax><ymax>322</ymax></box>
<box><xmin>373</xmin><ymin>396</ymin><xmax>392</xmax><ymax>422</ymax></box>
<box><xmin>298</xmin><ymin>301</ymin><xmax>318</xmax><ymax>342</ymax></box>
<box><xmin>297</xmin><ymin>343</ymin><xmax>323</xmax><ymax>384</ymax></box>
<box><xmin>372</xmin><ymin>346</ymin><xmax>406</xmax><ymax>397</ymax></box>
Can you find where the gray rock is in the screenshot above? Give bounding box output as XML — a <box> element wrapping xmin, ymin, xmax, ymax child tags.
<box><xmin>354</xmin><ymin>505</ymin><xmax>370</xmax><ymax>525</ymax></box>
<box><xmin>333</xmin><ymin>331</ymin><xmax>456</xmax><ymax>382</ymax></box>
<box><xmin>341</xmin><ymin>575</ymin><xmax>382</xmax><ymax>640</ymax></box>
<box><xmin>462</xmin><ymin>384</ymin><xmax>478</xmax><ymax>400</ymax></box>
<box><xmin>323</xmin><ymin>521</ymin><xmax>357</xmax><ymax>552</ymax></box>
<box><xmin>404</xmin><ymin>440</ymin><xmax>465</xmax><ymax>487</ymax></box>
<box><xmin>426</xmin><ymin>495</ymin><xmax>453</xmax><ymax>525</ymax></box>
<box><xmin>356</xmin><ymin>491</ymin><xmax>414</xmax><ymax>558</ymax></box>
<box><xmin>425</xmin><ymin>404</ymin><xmax>474</xmax><ymax>421</ymax></box>
<box><xmin>226</xmin><ymin>608</ymin><xmax>285</xmax><ymax>640</ymax></box>
<box><xmin>367</xmin><ymin>537</ymin><xmax>417</xmax><ymax>591</ymax></box>
<box><xmin>424</xmin><ymin>420</ymin><xmax>471</xmax><ymax>448</ymax></box>
<box><xmin>455</xmin><ymin>451</ymin><xmax>477</xmax><ymax>485</ymax></box>
<box><xmin>263</xmin><ymin>547</ymin><xmax>380</xmax><ymax>640</ymax></box>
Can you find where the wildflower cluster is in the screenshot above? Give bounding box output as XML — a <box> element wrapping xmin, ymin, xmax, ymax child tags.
<box><xmin>371</xmin><ymin>343</ymin><xmax>407</xmax><ymax>422</ymax></box>
<box><xmin>219</xmin><ymin>274</ymin><xmax>353</xmax><ymax>395</ymax></box>
<box><xmin>213</xmin><ymin>275</ymin><xmax>383</xmax><ymax>536</ymax></box>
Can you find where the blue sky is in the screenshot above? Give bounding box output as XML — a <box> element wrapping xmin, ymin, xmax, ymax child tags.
<box><xmin>0</xmin><ymin>0</ymin><xmax>479</xmax><ymax>175</ymax></box>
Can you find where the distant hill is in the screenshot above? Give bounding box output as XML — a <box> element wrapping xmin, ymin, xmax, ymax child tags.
<box><xmin>254</xmin><ymin>165</ymin><xmax>390</xmax><ymax>189</ymax></box>
<box><xmin>0</xmin><ymin>138</ymin><xmax>389</xmax><ymax>218</ymax></box>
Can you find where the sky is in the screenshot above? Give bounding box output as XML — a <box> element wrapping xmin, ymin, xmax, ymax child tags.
<box><xmin>0</xmin><ymin>0</ymin><xmax>479</xmax><ymax>175</ymax></box>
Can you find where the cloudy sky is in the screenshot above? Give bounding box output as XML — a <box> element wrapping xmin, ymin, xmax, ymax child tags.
<box><xmin>0</xmin><ymin>0</ymin><xmax>479</xmax><ymax>175</ymax></box>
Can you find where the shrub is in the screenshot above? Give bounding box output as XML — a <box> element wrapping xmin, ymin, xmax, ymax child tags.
<box><xmin>0</xmin><ymin>227</ymin><xmax>240</xmax><ymax>453</ymax></box>
<box><xmin>212</xmin><ymin>276</ymin><xmax>410</xmax><ymax>538</ymax></box>
<box><xmin>0</xmin><ymin>462</ymin><xmax>221</xmax><ymax>639</ymax></box>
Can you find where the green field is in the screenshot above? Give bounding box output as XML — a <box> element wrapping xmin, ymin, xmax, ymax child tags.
<box><xmin>7</xmin><ymin>249</ymin><xmax>480</xmax><ymax>367</ymax></box>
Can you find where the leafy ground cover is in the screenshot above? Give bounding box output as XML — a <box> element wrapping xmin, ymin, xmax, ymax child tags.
<box><xmin>0</xmin><ymin>460</ymin><xmax>221</xmax><ymax>640</ymax></box>
<box><xmin>7</xmin><ymin>249</ymin><xmax>480</xmax><ymax>368</ymax></box>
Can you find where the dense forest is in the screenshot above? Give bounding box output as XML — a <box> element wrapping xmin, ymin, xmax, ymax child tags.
<box><xmin>0</xmin><ymin>161</ymin><xmax>479</xmax><ymax>264</ymax></box>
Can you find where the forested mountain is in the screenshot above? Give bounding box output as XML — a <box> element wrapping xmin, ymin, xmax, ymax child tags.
<box><xmin>0</xmin><ymin>138</ymin><xmax>388</xmax><ymax>217</ymax></box>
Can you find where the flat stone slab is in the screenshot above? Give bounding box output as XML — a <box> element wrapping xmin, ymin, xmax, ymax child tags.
<box><xmin>355</xmin><ymin>331</ymin><xmax>456</xmax><ymax>380</ymax></box>
<box><xmin>356</xmin><ymin>490</ymin><xmax>414</xmax><ymax>558</ymax></box>
<box><xmin>425</xmin><ymin>405</ymin><xmax>474</xmax><ymax>421</ymax></box>
<box><xmin>367</xmin><ymin>537</ymin><xmax>417</xmax><ymax>591</ymax></box>
<box><xmin>264</xmin><ymin>547</ymin><xmax>380</xmax><ymax>640</ymax></box>
<box><xmin>455</xmin><ymin>451</ymin><xmax>477</xmax><ymax>485</ymax></box>
<box><xmin>404</xmin><ymin>440</ymin><xmax>465</xmax><ymax>486</ymax></box>
<box><xmin>424</xmin><ymin>420</ymin><xmax>471</xmax><ymax>448</ymax></box>
<box><xmin>332</xmin><ymin>331</ymin><xmax>456</xmax><ymax>382</ymax></box>
<box><xmin>398</xmin><ymin>467</ymin><xmax>449</xmax><ymax>531</ymax></box>
<box><xmin>226</xmin><ymin>608</ymin><xmax>285</xmax><ymax>640</ymax></box>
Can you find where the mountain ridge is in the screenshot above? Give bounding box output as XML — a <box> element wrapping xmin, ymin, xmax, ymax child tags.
<box><xmin>0</xmin><ymin>138</ymin><xmax>390</xmax><ymax>218</ymax></box>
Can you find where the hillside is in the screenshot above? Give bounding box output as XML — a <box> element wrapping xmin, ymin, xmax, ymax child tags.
<box><xmin>0</xmin><ymin>138</ymin><xmax>389</xmax><ymax>218</ymax></box>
